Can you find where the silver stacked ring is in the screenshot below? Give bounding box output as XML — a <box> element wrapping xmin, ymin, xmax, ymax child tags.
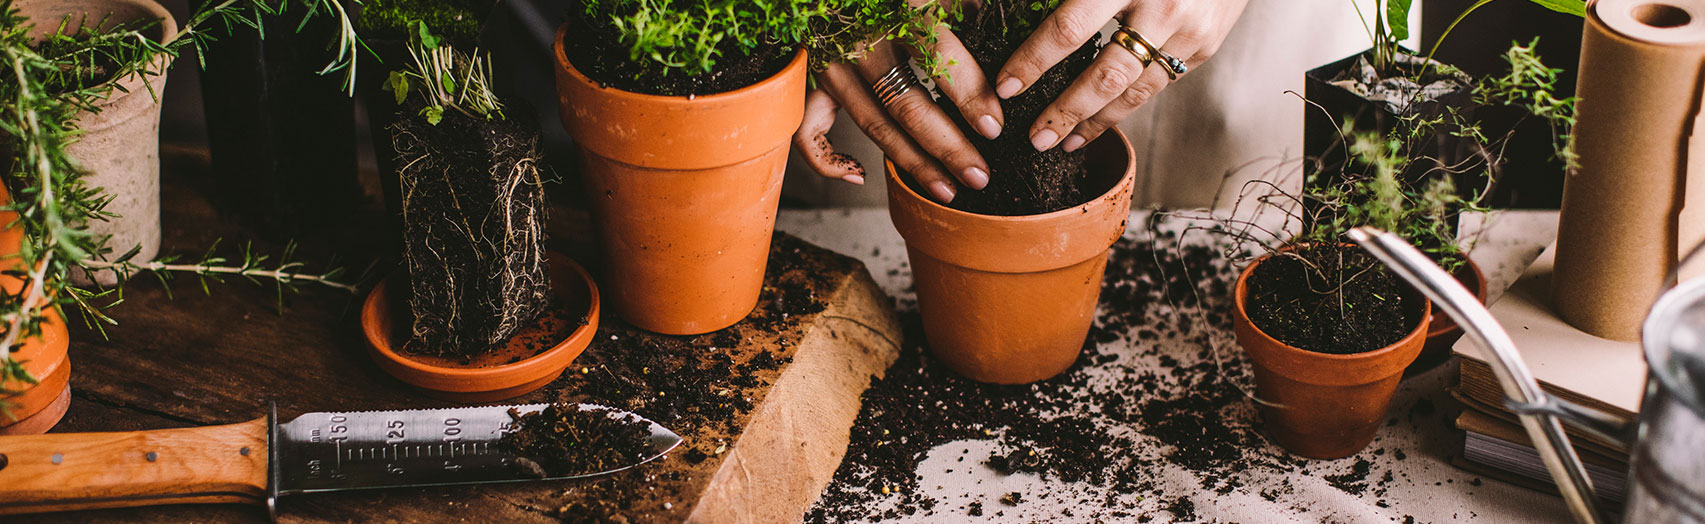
<box><xmin>872</xmin><ymin>65</ymin><xmax>919</xmax><ymax>107</ymax></box>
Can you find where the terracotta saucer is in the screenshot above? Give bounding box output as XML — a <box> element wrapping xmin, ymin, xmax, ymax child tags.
<box><xmin>361</xmin><ymin>253</ymin><xmax>599</xmax><ymax>402</ymax></box>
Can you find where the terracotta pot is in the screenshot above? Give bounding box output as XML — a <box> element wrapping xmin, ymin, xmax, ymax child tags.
<box><xmin>361</xmin><ymin>253</ymin><xmax>600</xmax><ymax>403</ymax></box>
<box><xmin>552</xmin><ymin>27</ymin><xmax>806</xmax><ymax>335</ymax></box>
<box><xmin>17</xmin><ymin>0</ymin><xmax>176</xmax><ymax>287</ymax></box>
<box><xmin>886</xmin><ymin>130</ymin><xmax>1136</xmax><ymax>385</ymax></box>
<box><xmin>0</xmin><ymin>184</ymin><xmax>71</xmax><ymax>436</ymax></box>
<box><xmin>1409</xmin><ymin>257</ymin><xmax>1487</xmax><ymax>373</ymax></box>
<box><xmin>1233</xmin><ymin>246</ymin><xmax>1430</xmax><ymax>459</ymax></box>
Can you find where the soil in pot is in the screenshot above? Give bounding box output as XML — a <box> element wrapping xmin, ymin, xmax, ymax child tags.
<box><xmin>391</xmin><ymin>98</ymin><xmax>552</xmax><ymax>357</ymax></box>
<box><xmin>1244</xmin><ymin>243</ymin><xmax>1418</xmax><ymax>354</ymax></box>
<box><xmin>931</xmin><ymin>2</ymin><xmax>1100</xmax><ymax>216</ymax></box>
<box><xmin>559</xmin><ymin>0</ymin><xmax>791</xmax><ymax>96</ymax></box>
<box><xmin>497</xmin><ymin>403</ymin><xmax>656</xmax><ymax>477</ymax></box>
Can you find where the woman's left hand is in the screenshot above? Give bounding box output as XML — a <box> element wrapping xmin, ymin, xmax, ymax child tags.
<box><xmin>998</xmin><ymin>0</ymin><xmax>1249</xmax><ymax>153</ymax></box>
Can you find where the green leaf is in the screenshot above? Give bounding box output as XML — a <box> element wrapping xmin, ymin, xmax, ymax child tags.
<box><xmin>441</xmin><ymin>72</ymin><xmax>457</xmax><ymax>95</ymax></box>
<box><xmin>1387</xmin><ymin>0</ymin><xmax>1414</xmax><ymax>41</ymax></box>
<box><xmin>1527</xmin><ymin>0</ymin><xmax>1586</xmax><ymax>16</ymax></box>
<box><xmin>416</xmin><ymin>21</ymin><xmax>441</xmax><ymax>50</ymax></box>
<box><xmin>420</xmin><ymin>106</ymin><xmax>444</xmax><ymax>125</ymax></box>
<box><xmin>382</xmin><ymin>71</ymin><xmax>410</xmax><ymax>105</ymax></box>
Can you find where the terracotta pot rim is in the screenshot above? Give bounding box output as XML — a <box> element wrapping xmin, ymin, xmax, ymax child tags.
<box><xmin>552</xmin><ymin>22</ymin><xmax>807</xmax><ymax>103</ymax></box>
<box><xmin>25</xmin><ymin>0</ymin><xmax>179</xmax><ymax>103</ymax></box>
<box><xmin>883</xmin><ymin>130</ymin><xmax>1137</xmax><ymax>222</ymax></box>
<box><xmin>1233</xmin><ymin>243</ymin><xmax>1431</xmax><ymax>362</ymax></box>
<box><xmin>360</xmin><ymin>253</ymin><xmax>600</xmax><ymax>388</ymax></box>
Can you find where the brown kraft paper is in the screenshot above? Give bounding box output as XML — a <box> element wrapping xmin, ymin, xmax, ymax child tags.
<box><xmin>1555</xmin><ymin>0</ymin><xmax>1705</xmax><ymax>340</ymax></box>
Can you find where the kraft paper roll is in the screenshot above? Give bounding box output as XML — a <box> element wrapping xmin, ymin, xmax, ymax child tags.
<box><xmin>1554</xmin><ymin>0</ymin><xmax>1705</xmax><ymax>341</ymax></box>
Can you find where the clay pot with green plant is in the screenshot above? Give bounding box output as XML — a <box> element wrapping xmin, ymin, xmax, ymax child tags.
<box><xmin>552</xmin><ymin>0</ymin><xmax>935</xmax><ymax>335</ymax></box>
<box><xmin>1223</xmin><ymin>131</ymin><xmax>1475</xmax><ymax>459</ymax></box>
<box><xmin>0</xmin><ymin>186</ymin><xmax>69</xmax><ymax>436</ymax></box>
<box><xmin>16</xmin><ymin>0</ymin><xmax>176</xmax><ymax>286</ymax></box>
<box><xmin>358</xmin><ymin>22</ymin><xmax>594</xmax><ymax>401</ymax></box>
<box><xmin>887</xmin><ymin>1</ymin><xmax>1134</xmax><ymax>384</ymax></box>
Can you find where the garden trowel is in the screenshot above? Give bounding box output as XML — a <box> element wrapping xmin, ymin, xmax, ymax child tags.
<box><xmin>0</xmin><ymin>403</ymin><xmax>680</xmax><ymax>520</ymax></box>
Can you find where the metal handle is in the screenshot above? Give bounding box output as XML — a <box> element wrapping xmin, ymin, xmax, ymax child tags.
<box><xmin>1349</xmin><ymin>227</ymin><xmax>1608</xmax><ymax>524</ymax></box>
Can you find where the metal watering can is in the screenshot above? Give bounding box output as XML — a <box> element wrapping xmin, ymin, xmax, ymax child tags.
<box><xmin>1349</xmin><ymin>228</ymin><xmax>1705</xmax><ymax>524</ymax></box>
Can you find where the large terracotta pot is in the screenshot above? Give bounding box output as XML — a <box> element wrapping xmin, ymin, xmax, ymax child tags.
<box><xmin>552</xmin><ymin>26</ymin><xmax>806</xmax><ymax>336</ymax></box>
<box><xmin>1233</xmin><ymin>246</ymin><xmax>1430</xmax><ymax>459</ymax></box>
<box><xmin>886</xmin><ymin>130</ymin><xmax>1136</xmax><ymax>385</ymax></box>
<box><xmin>18</xmin><ymin>0</ymin><xmax>176</xmax><ymax>287</ymax></box>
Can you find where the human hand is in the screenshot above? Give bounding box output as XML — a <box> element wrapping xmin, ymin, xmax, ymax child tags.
<box><xmin>998</xmin><ymin>0</ymin><xmax>1248</xmax><ymax>152</ymax></box>
<box><xmin>792</xmin><ymin>27</ymin><xmax>1002</xmax><ymax>204</ymax></box>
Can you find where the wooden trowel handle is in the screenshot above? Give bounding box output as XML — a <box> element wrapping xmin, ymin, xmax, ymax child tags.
<box><xmin>0</xmin><ymin>416</ymin><xmax>269</xmax><ymax>515</ymax></box>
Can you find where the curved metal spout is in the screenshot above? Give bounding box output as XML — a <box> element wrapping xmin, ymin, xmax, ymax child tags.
<box><xmin>1349</xmin><ymin>227</ymin><xmax>1606</xmax><ymax>524</ymax></box>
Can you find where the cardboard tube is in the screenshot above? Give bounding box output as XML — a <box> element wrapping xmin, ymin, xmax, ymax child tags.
<box><xmin>1555</xmin><ymin>0</ymin><xmax>1705</xmax><ymax>340</ymax></box>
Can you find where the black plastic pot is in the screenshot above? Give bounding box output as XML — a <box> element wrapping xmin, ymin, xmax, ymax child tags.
<box><xmin>1302</xmin><ymin>49</ymin><xmax>1480</xmax><ymax>239</ymax></box>
<box><xmin>194</xmin><ymin>2</ymin><xmax>363</xmax><ymax>237</ymax></box>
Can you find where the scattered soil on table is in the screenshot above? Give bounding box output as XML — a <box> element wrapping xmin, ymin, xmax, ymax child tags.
<box><xmin>497</xmin><ymin>403</ymin><xmax>656</xmax><ymax>477</ymax></box>
<box><xmin>560</xmin><ymin>0</ymin><xmax>793</xmax><ymax>97</ymax></box>
<box><xmin>1244</xmin><ymin>244</ymin><xmax>1417</xmax><ymax>354</ymax></box>
<box><xmin>926</xmin><ymin>2</ymin><xmax>1100</xmax><ymax>216</ymax></box>
<box><xmin>808</xmin><ymin>217</ymin><xmax>1435</xmax><ymax>523</ymax></box>
<box><xmin>523</xmin><ymin>233</ymin><xmax>850</xmax><ymax>522</ymax></box>
<box><xmin>392</xmin><ymin>100</ymin><xmax>551</xmax><ymax>357</ymax></box>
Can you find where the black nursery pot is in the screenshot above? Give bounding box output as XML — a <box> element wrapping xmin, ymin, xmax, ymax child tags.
<box><xmin>1302</xmin><ymin>49</ymin><xmax>1480</xmax><ymax>232</ymax></box>
<box><xmin>195</xmin><ymin>3</ymin><xmax>363</xmax><ymax>237</ymax></box>
<box><xmin>389</xmin><ymin>105</ymin><xmax>552</xmax><ymax>357</ymax></box>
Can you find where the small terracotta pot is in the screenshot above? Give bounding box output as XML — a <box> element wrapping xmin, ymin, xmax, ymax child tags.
<box><xmin>1233</xmin><ymin>246</ymin><xmax>1430</xmax><ymax>459</ymax></box>
<box><xmin>1408</xmin><ymin>258</ymin><xmax>1487</xmax><ymax>373</ymax></box>
<box><xmin>17</xmin><ymin>0</ymin><xmax>177</xmax><ymax>287</ymax></box>
<box><xmin>552</xmin><ymin>26</ymin><xmax>806</xmax><ymax>335</ymax></box>
<box><xmin>886</xmin><ymin>130</ymin><xmax>1136</xmax><ymax>385</ymax></box>
<box><xmin>361</xmin><ymin>253</ymin><xmax>600</xmax><ymax>403</ymax></box>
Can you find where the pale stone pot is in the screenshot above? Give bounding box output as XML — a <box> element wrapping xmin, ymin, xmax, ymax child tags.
<box><xmin>18</xmin><ymin>0</ymin><xmax>176</xmax><ymax>286</ymax></box>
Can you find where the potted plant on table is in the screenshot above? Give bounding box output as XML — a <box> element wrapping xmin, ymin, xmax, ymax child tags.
<box><xmin>888</xmin><ymin>0</ymin><xmax>1135</xmax><ymax>385</ymax></box>
<box><xmin>1223</xmin><ymin>129</ymin><xmax>1480</xmax><ymax>460</ymax></box>
<box><xmin>360</xmin><ymin>22</ymin><xmax>599</xmax><ymax>402</ymax></box>
<box><xmin>0</xmin><ymin>0</ymin><xmax>360</xmax><ymax>434</ymax></box>
<box><xmin>553</xmin><ymin>0</ymin><xmax>935</xmax><ymax>335</ymax></box>
<box><xmin>1307</xmin><ymin>0</ymin><xmax>1582</xmax><ymax>366</ymax></box>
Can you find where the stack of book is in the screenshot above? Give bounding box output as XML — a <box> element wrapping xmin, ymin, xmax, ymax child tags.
<box><xmin>1451</xmin><ymin>243</ymin><xmax>1642</xmax><ymax>504</ymax></box>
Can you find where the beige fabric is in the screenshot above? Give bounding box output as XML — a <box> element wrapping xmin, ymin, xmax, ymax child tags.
<box><xmin>782</xmin><ymin>0</ymin><xmax>1410</xmax><ymax>210</ymax></box>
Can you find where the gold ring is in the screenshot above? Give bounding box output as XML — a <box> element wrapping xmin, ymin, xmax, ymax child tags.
<box><xmin>1110</xmin><ymin>29</ymin><xmax>1153</xmax><ymax>67</ymax></box>
<box><xmin>1118</xmin><ymin>27</ymin><xmax>1188</xmax><ymax>81</ymax></box>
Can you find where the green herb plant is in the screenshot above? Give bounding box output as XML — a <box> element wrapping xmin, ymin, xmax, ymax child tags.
<box><xmin>382</xmin><ymin>21</ymin><xmax>502</xmax><ymax>126</ymax></box>
<box><xmin>0</xmin><ymin>0</ymin><xmax>365</xmax><ymax>417</ymax></box>
<box><xmin>578</xmin><ymin>0</ymin><xmax>950</xmax><ymax>78</ymax></box>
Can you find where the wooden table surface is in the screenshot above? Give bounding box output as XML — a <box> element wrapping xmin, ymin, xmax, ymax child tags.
<box><xmin>11</xmin><ymin>149</ymin><xmax>901</xmax><ymax>523</ymax></box>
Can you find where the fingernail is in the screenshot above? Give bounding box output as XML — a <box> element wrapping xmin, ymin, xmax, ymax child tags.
<box><xmin>842</xmin><ymin>174</ymin><xmax>866</xmax><ymax>185</ymax></box>
<box><xmin>962</xmin><ymin>167</ymin><xmax>989</xmax><ymax>190</ymax></box>
<box><xmin>1061</xmin><ymin>134</ymin><xmax>1087</xmax><ymax>153</ymax></box>
<box><xmin>1031</xmin><ymin>129</ymin><xmax>1059</xmax><ymax>151</ymax></box>
<box><xmin>996</xmin><ymin>77</ymin><xmax>1022</xmax><ymax>99</ymax></box>
<box><xmin>975</xmin><ymin>115</ymin><xmax>1002</xmax><ymax>140</ymax></box>
<box><xmin>929</xmin><ymin>181</ymin><xmax>957</xmax><ymax>203</ymax></box>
